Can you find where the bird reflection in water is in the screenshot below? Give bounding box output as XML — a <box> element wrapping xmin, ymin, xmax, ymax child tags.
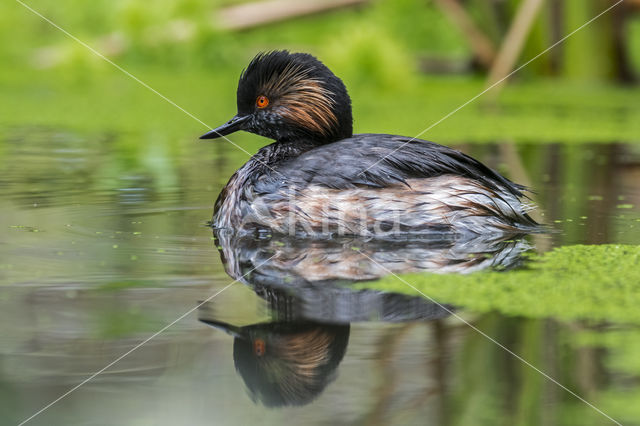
<box><xmin>201</xmin><ymin>319</ymin><xmax>350</xmax><ymax>407</ymax></box>
<box><xmin>199</xmin><ymin>230</ymin><xmax>532</xmax><ymax>407</ymax></box>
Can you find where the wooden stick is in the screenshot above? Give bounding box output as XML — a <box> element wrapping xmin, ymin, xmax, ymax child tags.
<box><xmin>217</xmin><ymin>0</ymin><xmax>368</xmax><ymax>31</ymax></box>
<box><xmin>433</xmin><ymin>0</ymin><xmax>497</xmax><ymax>69</ymax></box>
<box><xmin>485</xmin><ymin>0</ymin><xmax>545</xmax><ymax>93</ymax></box>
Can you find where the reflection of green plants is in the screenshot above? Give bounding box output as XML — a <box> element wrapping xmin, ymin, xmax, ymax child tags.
<box><xmin>369</xmin><ymin>244</ymin><xmax>640</xmax><ymax>426</ymax></box>
<box><xmin>97</xmin><ymin>280</ymin><xmax>159</xmax><ymax>291</ymax></box>
<box><xmin>573</xmin><ymin>328</ymin><xmax>640</xmax><ymax>424</ymax></box>
<box><xmin>94</xmin><ymin>304</ymin><xmax>160</xmax><ymax>339</ymax></box>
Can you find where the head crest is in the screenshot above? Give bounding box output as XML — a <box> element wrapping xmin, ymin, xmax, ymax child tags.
<box><xmin>236</xmin><ymin>51</ymin><xmax>352</xmax><ymax>142</ymax></box>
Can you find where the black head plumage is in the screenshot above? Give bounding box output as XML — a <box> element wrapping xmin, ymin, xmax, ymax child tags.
<box><xmin>202</xmin><ymin>51</ymin><xmax>353</xmax><ymax>142</ymax></box>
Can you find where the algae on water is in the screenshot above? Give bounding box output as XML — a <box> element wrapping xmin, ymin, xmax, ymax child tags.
<box><xmin>364</xmin><ymin>244</ymin><xmax>640</xmax><ymax>324</ymax></box>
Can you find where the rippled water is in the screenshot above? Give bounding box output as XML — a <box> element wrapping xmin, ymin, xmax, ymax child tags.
<box><xmin>1</xmin><ymin>128</ymin><xmax>639</xmax><ymax>425</ymax></box>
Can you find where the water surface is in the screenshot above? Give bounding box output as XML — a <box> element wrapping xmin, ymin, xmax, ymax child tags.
<box><xmin>1</xmin><ymin>129</ymin><xmax>640</xmax><ymax>425</ymax></box>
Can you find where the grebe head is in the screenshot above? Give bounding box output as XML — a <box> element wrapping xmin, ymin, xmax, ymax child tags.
<box><xmin>200</xmin><ymin>51</ymin><xmax>353</xmax><ymax>143</ymax></box>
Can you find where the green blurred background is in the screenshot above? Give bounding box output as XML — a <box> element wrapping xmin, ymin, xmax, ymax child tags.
<box><xmin>2</xmin><ymin>0</ymin><xmax>640</xmax><ymax>147</ymax></box>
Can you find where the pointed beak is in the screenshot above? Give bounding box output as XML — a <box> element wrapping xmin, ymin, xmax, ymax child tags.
<box><xmin>199</xmin><ymin>114</ymin><xmax>250</xmax><ymax>140</ymax></box>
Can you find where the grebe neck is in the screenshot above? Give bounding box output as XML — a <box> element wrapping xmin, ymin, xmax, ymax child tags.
<box><xmin>261</xmin><ymin>139</ymin><xmax>319</xmax><ymax>163</ymax></box>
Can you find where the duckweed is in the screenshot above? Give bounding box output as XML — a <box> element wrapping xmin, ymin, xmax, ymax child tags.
<box><xmin>366</xmin><ymin>244</ymin><xmax>640</xmax><ymax>324</ymax></box>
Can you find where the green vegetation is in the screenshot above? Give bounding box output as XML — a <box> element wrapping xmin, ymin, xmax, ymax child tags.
<box><xmin>364</xmin><ymin>244</ymin><xmax>640</xmax><ymax>324</ymax></box>
<box><xmin>3</xmin><ymin>67</ymin><xmax>640</xmax><ymax>145</ymax></box>
<box><xmin>1</xmin><ymin>0</ymin><xmax>639</xmax><ymax>149</ymax></box>
<box><xmin>362</xmin><ymin>244</ymin><xmax>640</xmax><ymax>425</ymax></box>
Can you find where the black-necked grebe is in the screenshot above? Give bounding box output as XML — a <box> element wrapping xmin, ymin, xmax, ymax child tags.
<box><xmin>201</xmin><ymin>51</ymin><xmax>537</xmax><ymax>236</ymax></box>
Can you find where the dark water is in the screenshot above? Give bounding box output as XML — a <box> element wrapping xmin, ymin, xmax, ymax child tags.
<box><xmin>1</xmin><ymin>129</ymin><xmax>640</xmax><ymax>425</ymax></box>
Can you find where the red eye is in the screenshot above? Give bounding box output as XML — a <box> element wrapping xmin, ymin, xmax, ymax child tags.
<box><xmin>253</xmin><ymin>338</ymin><xmax>266</xmax><ymax>356</ymax></box>
<box><xmin>256</xmin><ymin>95</ymin><xmax>269</xmax><ymax>108</ymax></box>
